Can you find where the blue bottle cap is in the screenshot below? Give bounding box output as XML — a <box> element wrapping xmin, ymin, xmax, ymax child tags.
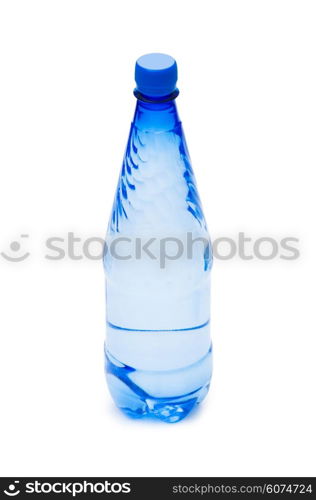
<box><xmin>135</xmin><ymin>53</ymin><xmax>178</xmax><ymax>98</ymax></box>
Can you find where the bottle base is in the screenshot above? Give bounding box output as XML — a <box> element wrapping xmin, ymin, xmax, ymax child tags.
<box><xmin>105</xmin><ymin>349</ymin><xmax>212</xmax><ymax>423</ymax></box>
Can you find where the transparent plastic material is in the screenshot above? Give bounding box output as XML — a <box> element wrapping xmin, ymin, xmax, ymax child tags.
<box><xmin>104</xmin><ymin>98</ymin><xmax>212</xmax><ymax>422</ymax></box>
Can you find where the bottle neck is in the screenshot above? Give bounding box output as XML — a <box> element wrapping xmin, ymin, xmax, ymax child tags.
<box><xmin>132</xmin><ymin>98</ymin><xmax>181</xmax><ymax>133</ymax></box>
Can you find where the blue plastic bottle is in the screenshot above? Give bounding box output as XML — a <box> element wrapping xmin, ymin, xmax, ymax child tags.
<box><xmin>104</xmin><ymin>54</ymin><xmax>212</xmax><ymax>422</ymax></box>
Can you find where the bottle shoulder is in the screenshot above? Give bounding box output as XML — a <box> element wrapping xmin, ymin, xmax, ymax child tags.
<box><xmin>109</xmin><ymin>121</ymin><xmax>208</xmax><ymax>235</ymax></box>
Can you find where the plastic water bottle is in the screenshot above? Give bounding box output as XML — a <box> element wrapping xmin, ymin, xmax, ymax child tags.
<box><xmin>104</xmin><ymin>53</ymin><xmax>212</xmax><ymax>423</ymax></box>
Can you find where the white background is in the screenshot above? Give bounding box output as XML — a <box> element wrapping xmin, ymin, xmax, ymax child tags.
<box><xmin>0</xmin><ymin>0</ymin><xmax>315</xmax><ymax>477</ymax></box>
